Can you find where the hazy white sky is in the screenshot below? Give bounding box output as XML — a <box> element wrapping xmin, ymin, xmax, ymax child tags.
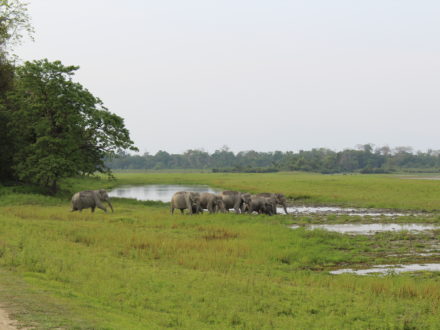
<box><xmin>15</xmin><ymin>1</ymin><xmax>440</xmax><ymax>154</ymax></box>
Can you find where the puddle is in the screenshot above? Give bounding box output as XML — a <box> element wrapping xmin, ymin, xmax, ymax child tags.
<box><xmin>330</xmin><ymin>263</ymin><xmax>440</xmax><ymax>275</ymax></box>
<box><xmin>108</xmin><ymin>185</ymin><xmax>221</xmax><ymax>203</ymax></box>
<box><xmin>290</xmin><ymin>223</ymin><xmax>439</xmax><ymax>235</ymax></box>
<box><xmin>388</xmin><ymin>252</ymin><xmax>440</xmax><ymax>257</ymax></box>
<box><xmin>285</xmin><ymin>206</ymin><xmax>406</xmax><ymax>217</ymax></box>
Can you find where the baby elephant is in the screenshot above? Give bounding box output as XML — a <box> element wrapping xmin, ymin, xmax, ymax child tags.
<box><xmin>71</xmin><ymin>189</ymin><xmax>114</xmax><ymax>213</ymax></box>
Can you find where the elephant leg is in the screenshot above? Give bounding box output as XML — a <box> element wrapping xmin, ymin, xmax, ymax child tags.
<box><xmin>180</xmin><ymin>209</ymin><xmax>184</xmax><ymax>214</ymax></box>
<box><xmin>91</xmin><ymin>206</ymin><xmax>95</xmax><ymax>213</ymax></box>
<box><xmin>233</xmin><ymin>201</ymin><xmax>241</xmax><ymax>214</ymax></box>
<box><xmin>96</xmin><ymin>202</ymin><xmax>107</xmax><ymax>213</ymax></box>
<box><xmin>106</xmin><ymin>201</ymin><xmax>114</xmax><ymax>212</ymax></box>
<box><xmin>207</xmin><ymin>201</ymin><xmax>213</xmax><ymax>213</ymax></box>
<box><xmin>171</xmin><ymin>206</ymin><xmax>175</xmax><ymax>214</ymax></box>
<box><xmin>185</xmin><ymin>196</ymin><xmax>193</xmax><ymax>215</ymax></box>
<box><xmin>283</xmin><ymin>204</ymin><xmax>288</xmax><ymax>215</ymax></box>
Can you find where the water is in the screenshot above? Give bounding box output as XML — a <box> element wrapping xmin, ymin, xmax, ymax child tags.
<box><xmin>285</xmin><ymin>206</ymin><xmax>405</xmax><ymax>217</ymax></box>
<box><xmin>290</xmin><ymin>223</ymin><xmax>439</xmax><ymax>235</ymax></box>
<box><xmin>108</xmin><ymin>185</ymin><xmax>222</xmax><ymax>202</ymax></box>
<box><xmin>330</xmin><ymin>263</ymin><xmax>440</xmax><ymax>275</ymax></box>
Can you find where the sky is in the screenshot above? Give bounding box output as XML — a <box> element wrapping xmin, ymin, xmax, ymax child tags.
<box><xmin>14</xmin><ymin>0</ymin><xmax>440</xmax><ymax>154</ymax></box>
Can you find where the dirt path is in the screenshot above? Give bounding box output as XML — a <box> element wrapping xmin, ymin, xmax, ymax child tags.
<box><xmin>0</xmin><ymin>307</ymin><xmax>18</xmax><ymax>330</ymax></box>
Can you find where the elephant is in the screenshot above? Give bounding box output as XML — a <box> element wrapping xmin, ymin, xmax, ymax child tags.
<box><xmin>220</xmin><ymin>191</ymin><xmax>244</xmax><ymax>214</ymax></box>
<box><xmin>189</xmin><ymin>192</ymin><xmax>203</xmax><ymax>214</ymax></box>
<box><xmin>199</xmin><ymin>192</ymin><xmax>226</xmax><ymax>213</ymax></box>
<box><xmin>258</xmin><ymin>195</ymin><xmax>277</xmax><ymax>215</ymax></box>
<box><xmin>247</xmin><ymin>195</ymin><xmax>273</xmax><ymax>215</ymax></box>
<box><xmin>240</xmin><ymin>193</ymin><xmax>252</xmax><ymax>213</ymax></box>
<box><xmin>256</xmin><ymin>193</ymin><xmax>289</xmax><ymax>214</ymax></box>
<box><xmin>170</xmin><ymin>191</ymin><xmax>201</xmax><ymax>215</ymax></box>
<box><xmin>71</xmin><ymin>189</ymin><xmax>113</xmax><ymax>213</ymax></box>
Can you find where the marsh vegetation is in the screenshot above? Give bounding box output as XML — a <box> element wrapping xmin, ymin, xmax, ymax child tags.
<box><xmin>1</xmin><ymin>172</ymin><xmax>440</xmax><ymax>328</ymax></box>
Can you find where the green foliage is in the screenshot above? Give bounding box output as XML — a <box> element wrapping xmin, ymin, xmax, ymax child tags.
<box><xmin>107</xmin><ymin>145</ymin><xmax>440</xmax><ymax>173</ymax></box>
<box><xmin>0</xmin><ymin>0</ymin><xmax>33</xmax><ymax>52</ymax></box>
<box><xmin>0</xmin><ymin>0</ymin><xmax>33</xmax><ymax>181</ymax></box>
<box><xmin>5</xmin><ymin>59</ymin><xmax>137</xmax><ymax>192</ymax></box>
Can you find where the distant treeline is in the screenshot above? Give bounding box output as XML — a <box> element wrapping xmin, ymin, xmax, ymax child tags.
<box><xmin>106</xmin><ymin>145</ymin><xmax>440</xmax><ymax>173</ymax></box>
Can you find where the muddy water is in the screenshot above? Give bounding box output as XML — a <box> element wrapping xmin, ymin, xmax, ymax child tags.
<box><xmin>330</xmin><ymin>263</ymin><xmax>440</xmax><ymax>275</ymax></box>
<box><xmin>285</xmin><ymin>206</ymin><xmax>406</xmax><ymax>217</ymax></box>
<box><xmin>108</xmin><ymin>185</ymin><xmax>222</xmax><ymax>202</ymax></box>
<box><xmin>290</xmin><ymin>223</ymin><xmax>439</xmax><ymax>235</ymax></box>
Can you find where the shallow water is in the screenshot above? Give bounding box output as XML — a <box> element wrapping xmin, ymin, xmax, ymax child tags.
<box><xmin>108</xmin><ymin>185</ymin><xmax>221</xmax><ymax>203</ymax></box>
<box><xmin>290</xmin><ymin>223</ymin><xmax>439</xmax><ymax>235</ymax></box>
<box><xmin>330</xmin><ymin>263</ymin><xmax>440</xmax><ymax>275</ymax></box>
<box><xmin>285</xmin><ymin>206</ymin><xmax>405</xmax><ymax>217</ymax></box>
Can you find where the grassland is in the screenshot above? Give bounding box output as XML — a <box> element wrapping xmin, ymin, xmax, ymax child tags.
<box><xmin>0</xmin><ymin>172</ymin><xmax>440</xmax><ymax>329</ymax></box>
<box><xmin>69</xmin><ymin>171</ymin><xmax>440</xmax><ymax>210</ymax></box>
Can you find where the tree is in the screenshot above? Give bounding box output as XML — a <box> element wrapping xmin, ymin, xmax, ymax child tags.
<box><xmin>0</xmin><ymin>0</ymin><xmax>33</xmax><ymax>181</ymax></box>
<box><xmin>0</xmin><ymin>0</ymin><xmax>33</xmax><ymax>53</ymax></box>
<box><xmin>6</xmin><ymin>59</ymin><xmax>137</xmax><ymax>193</ymax></box>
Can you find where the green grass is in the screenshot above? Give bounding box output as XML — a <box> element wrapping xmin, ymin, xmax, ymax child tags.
<box><xmin>0</xmin><ymin>172</ymin><xmax>440</xmax><ymax>328</ymax></box>
<box><xmin>63</xmin><ymin>171</ymin><xmax>440</xmax><ymax>211</ymax></box>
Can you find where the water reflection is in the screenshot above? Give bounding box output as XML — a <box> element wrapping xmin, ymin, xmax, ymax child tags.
<box><xmin>290</xmin><ymin>223</ymin><xmax>438</xmax><ymax>235</ymax></box>
<box><xmin>108</xmin><ymin>185</ymin><xmax>222</xmax><ymax>202</ymax></box>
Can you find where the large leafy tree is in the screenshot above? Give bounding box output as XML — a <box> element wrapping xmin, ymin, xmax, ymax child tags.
<box><xmin>7</xmin><ymin>59</ymin><xmax>137</xmax><ymax>193</ymax></box>
<box><xmin>0</xmin><ymin>0</ymin><xmax>33</xmax><ymax>181</ymax></box>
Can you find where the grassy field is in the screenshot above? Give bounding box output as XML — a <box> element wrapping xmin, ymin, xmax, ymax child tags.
<box><xmin>69</xmin><ymin>171</ymin><xmax>440</xmax><ymax>210</ymax></box>
<box><xmin>0</xmin><ymin>172</ymin><xmax>440</xmax><ymax>328</ymax></box>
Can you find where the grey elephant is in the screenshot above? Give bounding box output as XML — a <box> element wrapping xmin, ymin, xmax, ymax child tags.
<box><xmin>258</xmin><ymin>195</ymin><xmax>277</xmax><ymax>215</ymax></box>
<box><xmin>190</xmin><ymin>192</ymin><xmax>203</xmax><ymax>214</ymax></box>
<box><xmin>247</xmin><ymin>195</ymin><xmax>273</xmax><ymax>215</ymax></box>
<box><xmin>199</xmin><ymin>192</ymin><xmax>226</xmax><ymax>213</ymax></box>
<box><xmin>256</xmin><ymin>193</ymin><xmax>289</xmax><ymax>214</ymax></box>
<box><xmin>240</xmin><ymin>193</ymin><xmax>252</xmax><ymax>213</ymax></box>
<box><xmin>71</xmin><ymin>189</ymin><xmax>114</xmax><ymax>213</ymax></box>
<box><xmin>220</xmin><ymin>191</ymin><xmax>244</xmax><ymax>214</ymax></box>
<box><xmin>170</xmin><ymin>191</ymin><xmax>201</xmax><ymax>215</ymax></box>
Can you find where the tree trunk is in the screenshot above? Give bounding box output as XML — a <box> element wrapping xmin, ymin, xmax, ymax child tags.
<box><xmin>49</xmin><ymin>180</ymin><xmax>58</xmax><ymax>195</ymax></box>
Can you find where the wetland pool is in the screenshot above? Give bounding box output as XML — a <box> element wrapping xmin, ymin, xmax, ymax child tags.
<box><xmin>290</xmin><ymin>223</ymin><xmax>439</xmax><ymax>235</ymax></box>
<box><xmin>108</xmin><ymin>184</ymin><xmax>221</xmax><ymax>203</ymax></box>
<box><xmin>330</xmin><ymin>263</ymin><xmax>440</xmax><ymax>275</ymax></box>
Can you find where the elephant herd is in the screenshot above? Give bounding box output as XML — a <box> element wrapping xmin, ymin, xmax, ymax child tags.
<box><xmin>170</xmin><ymin>190</ymin><xmax>289</xmax><ymax>216</ymax></box>
<box><xmin>69</xmin><ymin>188</ymin><xmax>289</xmax><ymax>216</ymax></box>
